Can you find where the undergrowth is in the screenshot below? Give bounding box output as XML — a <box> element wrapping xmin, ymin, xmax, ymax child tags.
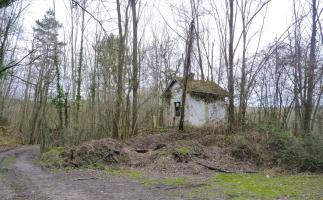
<box><xmin>38</xmin><ymin>147</ymin><xmax>64</xmax><ymax>168</ymax></box>
<box><xmin>0</xmin><ymin>116</ymin><xmax>19</xmax><ymax>150</ymax></box>
<box><xmin>204</xmin><ymin>121</ymin><xmax>323</xmax><ymax>172</ymax></box>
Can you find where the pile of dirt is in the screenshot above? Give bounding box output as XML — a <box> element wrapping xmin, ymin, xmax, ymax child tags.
<box><xmin>125</xmin><ymin>131</ymin><xmax>259</xmax><ymax>175</ymax></box>
<box><xmin>56</xmin><ymin>130</ymin><xmax>259</xmax><ymax>175</ymax></box>
<box><xmin>62</xmin><ymin>138</ymin><xmax>129</xmax><ymax>167</ymax></box>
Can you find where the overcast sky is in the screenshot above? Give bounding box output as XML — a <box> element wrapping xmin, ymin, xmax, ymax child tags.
<box><xmin>23</xmin><ymin>0</ymin><xmax>295</xmax><ymax>45</ymax></box>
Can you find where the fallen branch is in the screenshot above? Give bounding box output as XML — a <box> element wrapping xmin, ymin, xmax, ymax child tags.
<box><xmin>195</xmin><ymin>160</ymin><xmax>231</xmax><ymax>173</ymax></box>
<box><xmin>73</xmin><ymin>177</ymin><xmax>99</xmax><ymax>181</ymax></box>
<box><xmin>135</xmin><ymin>149</ymin><xmax>149</xmax><ymax>153</ymax></box>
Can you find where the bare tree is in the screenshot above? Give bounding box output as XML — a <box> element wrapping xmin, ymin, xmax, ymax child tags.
<box><xmin>179</xmin><ymin>20</ymin><xmax>195</xmax><ymax>131</ymax></box>
<box><xmin>130</xmin><ymin>0</ymin><xmax>139</xmax><ymax>136</ymax></box>
<box><xmin>303</xmin><ymin>0</ymin><xmax>317</xmax><ymax>133</ymax></box>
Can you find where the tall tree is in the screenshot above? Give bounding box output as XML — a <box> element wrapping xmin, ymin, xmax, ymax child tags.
<box><xmin>191</xmin><ymin>0</ymin><xmax>205</xmax><ymax>80</ymax></box>
<box><xmin>112</xmin><ymin>0</ymin><xmax>126</xmax><ymax>138</ymax></box>
<box><xmin>29</xmin><ymin>9</ymin><xmax>62</xmax><ymax>146</ymax></box>
<box><xmin>237</xmin><ymin>0</ymin><xmax>271</xmax><ymax>127</ymax></box>
<box><xmin>227</xmin><ymin>0</ymin><xmax>235</xmax><ymax>129</ymax></box>
<box><xmin>130</xmin><ymin>0</ymin><xmax>139</xmax><ymax>135</ymax></box>
<box><xmin>75</xmin><ymin>0</ymin><xmax>86</xmax><ymax>123</ymax></box>
<box><xmin>304</xmin><ymin>0</ymin><xmax>317</xmax><ymax>133</ymax></box>
<box><xmin>179</xmin><ymin>20</ymin><xmax>195</xmax><ymax>131</ymax></box>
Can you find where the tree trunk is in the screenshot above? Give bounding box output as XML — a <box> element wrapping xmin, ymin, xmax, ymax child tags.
<box><xmin>195</xmin><ymin>10</ymin><xmax>204</xmax><ymax>80</ymax></box>
<box><xmin>76</xmin><ymin>0</ymin><xmax>86</xmax><ymax>124</ymax></box>
<box><xmin>112</xmin><ymin>0</ymin><xmax>125</xmax><ymax>139</ymax></box>
<box><xmin>304</xmin><ymin>0</ymin><xmax>317</xmax><ymax>134</ymax></box>
<box><xmin>228</xmin><ymin>0</ymin><xmax>235</xmax><ymax>130</ymax></box>
<box><xmin>239</xmin><ymin>6</ymin><xmax>247</xmax><ymax>127</ymax></box>
<box><xmin>179</xmin><ymin>20</ymin><xmax>195</xmax><ymax>131</ymax></box>
<box><xmin>131</xmin><ymin>0</ymin><xmax>139</xmax><ymax>136</ymax></box>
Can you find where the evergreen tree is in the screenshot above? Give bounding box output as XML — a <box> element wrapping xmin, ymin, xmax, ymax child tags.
<box><xmin>30</xmin><ymin>9</ymin><xmax>64</xmax><ymax>146</ymax></box>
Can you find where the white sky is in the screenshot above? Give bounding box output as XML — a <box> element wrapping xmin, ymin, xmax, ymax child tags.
<box><xmin>22</xmin><ymin>0</ymin><xmax>294</xmax><ymax>45</ymax></box>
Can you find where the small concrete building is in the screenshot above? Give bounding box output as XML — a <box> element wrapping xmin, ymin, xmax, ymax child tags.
<box><xmin>162</xmin><ymin>77</ymin><xmax>228</xmax><ymax>127</ymax></box>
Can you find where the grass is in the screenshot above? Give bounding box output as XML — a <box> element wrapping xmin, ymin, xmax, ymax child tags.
<box><xmin>89</xmin><ymin>163</ymin><xmax>323</xmax><ymax>200</ymax></box>
<box><xmin>162</xmin><ymin>176</ymin><xmax>190</xmax><ymax>186</ymax></box>
<box><xmin>0</xmin><ymin>155</ymin><xmax>16</xmax><ymax>168</ymax></box>
<box><xmin>0</xmin><ymin>135</ymin><xmax>18</xmax><ymax>150</ymax></box>
<box><xmin>105</xmin><ymin>167</ymin><xmax>143</xmax><ymax>179</ymax></box>
<box><xmin>174</xmin><ymin>147</ymin><xmax>191</xmax><ymax>156</ymax></box>
<box><xmin>204</xmin><ymin>173</ymin><xmax>323</xmax><ymax>200</ymax></box>
<box><xmin>38</xmin><ymin>147</ymin><xmax>64</xmax><ymax>168</ymax></box>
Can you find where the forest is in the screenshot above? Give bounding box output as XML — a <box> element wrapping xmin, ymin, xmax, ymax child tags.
<box><xmin>0</xmin><ymin>0</ymin><xmax>322</xmax><ymax>199</ymax></box>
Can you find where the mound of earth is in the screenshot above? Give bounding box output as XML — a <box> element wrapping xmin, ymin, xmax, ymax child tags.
<box><xmin>59</xmin><ymin>130</ymin><xmax>259</xmax><ymax>175</ymax></box>
<box><xmin>62</xmin><ymin>138</ymin><xmax>129</xmax><ymax>167</ymax></box>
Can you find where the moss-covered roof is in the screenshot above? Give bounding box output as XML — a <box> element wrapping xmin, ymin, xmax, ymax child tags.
<box><xmin>164</xmin><ymin>78</ymin><xmax>229</xmax><ymax>97</ymax></box>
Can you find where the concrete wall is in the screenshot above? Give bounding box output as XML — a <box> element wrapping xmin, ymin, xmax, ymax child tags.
<box><xmin>187</xmin><ymin>94</ymin><xmax>226</xmax><ymax>126</ymax></box>
<box><xmin>164</xmin><ymin>82</ymin><xmax>226</xmax><ymax>127</ymax></box>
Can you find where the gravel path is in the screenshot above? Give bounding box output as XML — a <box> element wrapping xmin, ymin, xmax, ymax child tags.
<box><xmin>0</xmin><ymin>146</ymin><xmax>187</xmax><ymax>200</ymax></box>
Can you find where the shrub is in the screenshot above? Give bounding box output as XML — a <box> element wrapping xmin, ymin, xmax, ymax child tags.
<box><xmin>228</xmin><ymin>121</ymin><xmax>323</xmax><ymax>172</ymax></box>
<box><xmin>266</xmin><ymin>130</ymin><xmax>323</xmax><ymax>172</ymax></box>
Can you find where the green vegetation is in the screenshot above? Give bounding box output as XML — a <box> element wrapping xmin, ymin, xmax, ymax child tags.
<box><xmin>105</xmin><ymin>167</ymin><xmax>143</xmax><ymax>179</ymax></box>
<box><xmin>174</xmin><ymin>147</ymin><xmax>191</xmax><ymax>156</ymax></box>
<box><xmin>208</xmin><ymin>173</ymin><xmax>323</xmax><ymax>200</ymax></box>
<box><xmin>189</xmin><ymin>172</ymin><xmax>323</xmax><ymax>200</ymax></box>
<box><xmin>265</xmin><ymin>130</ymin><xmax>323</xmax><ymax>172</ymax></box>
<box><xmin>0</xmin><ymin>155</ymin><xmax>16</xmax><ymax>168</ymax></box>
<box><xmin>0</xmin><ymin>116</ymin><xmax>20</xmax><ymax>150</ymax></box>
<box><xmin>172</xmin><ymin>146</ymin><xmax>192</xmax><ymax>163</ymax></box>
<box><xmin>211</xmin><ymin>121</ymin><xmax>323</xmax><ymax>172</ymax></box>
<box><xmin>0</xmin><ymin>136</ymin><xmax>17</xmax><ymax>150</ymax></box>
<box><xmin>38</xmin><ymin>147</ymin><xmax>64</xmax><ymax>168</ymax></box>
<box><xmin>162</xmin><ymin>176</ymin><xmax>189</xmax><ymax>186</ymax></box>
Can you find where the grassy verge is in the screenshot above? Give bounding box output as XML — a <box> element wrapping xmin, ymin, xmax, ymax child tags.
<box><xmin>0</xmin><ymin>135</ymin><xmax>18</xmax><ymax>151</ymax></box>
<box><xmin>38</xmin><ymin>147</ymin><xmax>64</xmax><ymax>168</ymax></box>
<box><xmin>0</xmin><ymin>155</ymin><xmax>16</xmax><ymax>168</ymax></box>
<box><xmin>189</xmin><ymin>173</ymin><xmax>323</xmax><ymax>200</ymax></box>
<box><xmin>105</xmin><ymin>166</ymin><xmax>144</xmax><ymax>179</ymax></box>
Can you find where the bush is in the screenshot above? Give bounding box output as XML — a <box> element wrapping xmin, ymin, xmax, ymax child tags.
<box><xmin>266</xmin><ymin>131</ymin><xmax>323</xmax><ymax>172</ymax></box>
<box><xmin>228</xmin><ymin>122</ymin><xmax>323</xmax><ymax>172</ymax></box>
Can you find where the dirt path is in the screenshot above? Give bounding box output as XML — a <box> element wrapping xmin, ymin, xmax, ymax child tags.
<box><xmin>0</xmin><ymin>146</ymin><xmax>187</xmax><ymax>200</ymax></box>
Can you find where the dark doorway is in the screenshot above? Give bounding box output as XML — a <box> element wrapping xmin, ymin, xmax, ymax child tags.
<box><xmin>174</xmin><ymin>102</ymin><xmax>181</xmax><ymax>117</ymax></box>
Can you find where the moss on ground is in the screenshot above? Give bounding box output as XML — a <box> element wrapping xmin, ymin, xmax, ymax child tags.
<box><xmin>189</xmin><ymin>173</ymin><xmax>323</xmax><ymax>200</ymax></box>
<box><xmin>0</xmin><ymin>155</ymin><xmax>16</xmax><ymax>168</ymax></box>
<box><xmin>38</xmin><ymin>147</ymin><xmax>64</xmax><ymax>168</ymax></box>
<box><xmin>105</xmin><ymin>167</ymin><xmax>143</xmax><ymax>180</ymax></box>
<box><xmin>96</xmin><ymin>164</ymin><xmax>323</xmax><ymax>200</ymax></box>
<box><xmin>141</xmin><ymin>177</ymin><xmax>158</xmax><ymax>186</ymax></box>
<box><xmin>174</xmin><ymin>147</ymin><xmax>191</xmax><ymax>156</ymax></box>
<box><xmin>161</xmin><ymin>176</ymin><xmax>190</xmax><ymax>186</ymax></box>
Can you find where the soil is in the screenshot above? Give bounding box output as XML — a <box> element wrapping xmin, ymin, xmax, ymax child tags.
<box><xmin>124</xmin><ymin>130</ymin><xmax>259</xmax><ymax>175</ymax></box>
<box><xmin>0</xmin><ymin>146</ymin><xmax>192</xmax><ymax>200</ymax></box>
<box><xmin>60</xmin><ymin>130</ymin><xmax>259</xmax><ymax>177</ymax></box>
